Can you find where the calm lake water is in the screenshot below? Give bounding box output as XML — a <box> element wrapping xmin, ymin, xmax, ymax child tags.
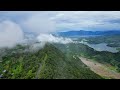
<box><xmin>84</xmin><ymin>43</ymin><xmax>119</xmax><ymax>53</ymax></box>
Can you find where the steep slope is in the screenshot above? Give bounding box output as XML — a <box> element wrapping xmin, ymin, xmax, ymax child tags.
<box><xmin>36</xmin><ymin>44</ymin><xmax>102</xmax><ymax>79</ymax></box>
<box><xmin>54</xmin><ymin>43</ymin><xmax>120</xmax><ymax>73</ymax></box>
<box><xmin>0</xmin><ymin>43</ymin><xmax>102</xmax><ymax>79</ymax></box>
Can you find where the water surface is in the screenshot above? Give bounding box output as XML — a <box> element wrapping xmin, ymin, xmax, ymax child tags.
<box><xmin>86</xmin><ymin>43</ymin><xmax>119</xmax><ymax>53</ymax></box>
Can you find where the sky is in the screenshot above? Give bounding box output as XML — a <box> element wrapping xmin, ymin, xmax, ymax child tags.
<box><xmin>1</xmin><ymin>11</ymin><xmax>120</xmax><ymax>47</ymax></box>
<box><xmin>1</xmin><ymin>11</ymin><xmax>120</xmax><ymax>33</ymax></box>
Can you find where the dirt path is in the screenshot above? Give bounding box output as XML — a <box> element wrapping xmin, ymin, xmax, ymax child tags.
<box><xmin>35</xmin><ymin>63</ymin><xmax>42</xmax><ymax>79</ymax></box>
<box><xmin>35</xmin><ymin>54</ymin><xmax>48</xmax><ymax>79</ymax></box>
<box><xmin>78</xmin><ymin>57</ymin><xmax>120</xmax><ymax>79</ymax></box>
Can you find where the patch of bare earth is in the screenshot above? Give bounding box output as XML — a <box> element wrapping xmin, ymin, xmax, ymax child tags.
<box><xmin>78</xmin><ymin>57</ymin><xmax>120</xmax><ymax>79</ymax></box>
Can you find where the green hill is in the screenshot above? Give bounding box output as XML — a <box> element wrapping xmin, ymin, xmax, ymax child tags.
<box><xmin>0</xmin><ymin>43</ymin><xmax>102</xmax><ymax>79</ymax></box>
<box><xmin>54</xmin><ymin>43</ymin><xmax>120</xmax><ymax>73</ymax></box>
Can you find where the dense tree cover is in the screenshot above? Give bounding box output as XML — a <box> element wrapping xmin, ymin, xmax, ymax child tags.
<box><xmin>0</xmin><ymin>43</ymin><xmax>102</xmax><ymax>79</ymax></box>
<box><xmin>54</xmin><ymin>43</ymin><xmax>120</xmax><ymax>72</ymax></box>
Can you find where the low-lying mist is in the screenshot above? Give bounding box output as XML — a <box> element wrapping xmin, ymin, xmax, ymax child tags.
<box><xmin>0</xmin><ymin>15</ymin><xmax>74</xmax><ymax>51</ymax></box>
<box><xmin>27</xmin><ymin>34</ymin><xmax>74</xmax><ymax>52</ymax></box>
<box><xmin>37</xmin><ymin>34</ymin><xmax>73</xmax><ymax>44</ymax></box>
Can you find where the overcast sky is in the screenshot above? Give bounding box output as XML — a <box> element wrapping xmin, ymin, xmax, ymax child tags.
<box><xmin>1</xmin><ymin>11</ymin><xmax>120</xmax><ymax>33</ymax></box>
<box><xmin>1</xmin><ymin>11</ymin><xmax>120</xmax><ymax>47</ymax></box>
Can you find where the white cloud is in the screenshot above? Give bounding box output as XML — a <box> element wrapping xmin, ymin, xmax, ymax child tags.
<box><xmin>37</xmin><ymin>34</ymin><xmax>73</xmax><ymax>44</ymax></box>
<box><xmin>1</xmin><ymin>11</ymin><xmax>120</xmax><ymax>48</ymax></box>
<box><xmin>0</xmin><ymin>20</ymin><xmax>24</xmax><ymax>48</ymax></box>
<box><xmin>1</xmin><ymin>11</ymin><xmax>120</xmax><ymax>33</ymax></box>
<box><xmin>51</xmin><ymin>11</ymin><xmax>120</xmax><ymax>31</ymax></box>
<box><xmin>26</xmin><ymin>33</ymin><xmax>74</xmax><ymax>51</ymax></box>
<box><xmin>23</xmin><ymin>14</ymin><xmax>57</xmax><ymax>34</ymax></box>
<box><xmin>29</xmin><ymin>42</ymin><xmax>46</xmax><ymax>52</ymax></box>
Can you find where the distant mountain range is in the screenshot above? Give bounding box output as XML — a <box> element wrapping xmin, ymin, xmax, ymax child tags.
<box><xmin>56</xmin><ymin>30</ymin><xmax>120</xmax><ymax>37</ymax></box>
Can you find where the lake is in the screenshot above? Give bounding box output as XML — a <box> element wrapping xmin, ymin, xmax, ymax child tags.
<box><xmin>84</xmin><ymin>43</ymin><xmax>119</xmax><ymax>53</ymax></box>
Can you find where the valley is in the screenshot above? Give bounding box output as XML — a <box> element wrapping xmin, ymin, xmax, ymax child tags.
<box><xmin>1</xmin><ymin>11</ymin><xmax>120</xmax><ymax>79</ymax></box>
<box><xmin>54</xmin><ymin>39</ymin><xmax>120</xmax><ymax>79</ymax></box>
<box><xmin>0</xmin><ymin>43</ymin><xmax>102</xmax><ymax>79</ymax></box>
<box><xmin>78</xmin><ymin>57</ymin><xmax>120</xmax><ymax>79</ymax></box>
<box><xmin>1</xmin><ymin>34</ymin><xmax>120</xmax><ymax>79</ymax></box>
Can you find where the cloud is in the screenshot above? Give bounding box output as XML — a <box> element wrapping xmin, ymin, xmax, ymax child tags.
<box><xmin>29</xmin><ymin>42</ymin><xmax>46</xmax><ymax>52</ymax></box>
<box><xmin>1</xmin><ymin>11</ymin><xmax>120</xmax><ymax>33</ymax></box>
<box><xmin>37</xmin><ymin>34</ymin><xmax>73</xmax><ymax>44</ymax></box>
<box><xmin>2</xmin><ymin>11</ymin><xmax>120</xmax><ymax>49</ymax></box>
<box><xmin>25</xmin><ymin>33</ymin><xmax>74</xmax><ymax>52</ymax></box>
<box><xmin>0</xmin><ymin>20</ymin><xmax>24</xmax><ymax>48</ymax></box>
<box><xmin>23</xmin><ymin>14</ymin><xmax>57</xmax><ymax>34</ymax></box>
<box><xmin>51</xmin><ymin>11</ymin><xmax>120</xmax><ymax>31</ymax></box>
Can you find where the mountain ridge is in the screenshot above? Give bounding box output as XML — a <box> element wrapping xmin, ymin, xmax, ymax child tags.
<box><xmin>0</xmin><ymin>43</ymin><xmax>102</xmax><ymax>79</ymax></box>
<box><xmin>57</xmin><ymin>30</ymin><xmax>120</xmax><ymax>37</ymax></box>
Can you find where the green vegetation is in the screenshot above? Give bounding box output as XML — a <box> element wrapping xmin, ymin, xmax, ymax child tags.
<box><xmin>0</xmin><ymin>43</ymin><xmax>102</xmax><ymax>79</ymax></box>
<box><xmin>1</xmin><ymin>41</ymin><xmax>119</xmax><ymax>79</ymax></box>
<box><xmin>84</xmin><ymin>35</ymin><xmax>120</xmax><ymax>47</ymax></box>
<box><xmin>116</xmin><ymin>48</ymin><xmax>120</xmax><ymax>52</ymax></box>
<box><xmin>54</xmin><ymin>43</ymin><xmax>120</xmax><ymax>73</ymax></box>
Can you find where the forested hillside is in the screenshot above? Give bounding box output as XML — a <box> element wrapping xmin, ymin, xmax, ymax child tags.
<box><xmin>0</xmin><ymin>43</ymin><xmax>102</xmax><ymax>79</ymax></box>
<box><xmin>54</xmin><ymin>43</ymin><xmax>120</xmax><ymax>72</ymax></box>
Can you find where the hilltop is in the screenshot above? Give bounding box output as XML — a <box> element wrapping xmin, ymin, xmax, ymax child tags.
<box><xmin>0</xmin><ymin>43</ymin><xmax>102</xmax><ymax>79</ymax></box>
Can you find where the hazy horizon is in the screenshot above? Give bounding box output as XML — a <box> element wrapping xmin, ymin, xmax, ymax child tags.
<box><xmin>1</xmin><ymin>11</ymin><xmax>120</xmax><ymax>48</ymax></box>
